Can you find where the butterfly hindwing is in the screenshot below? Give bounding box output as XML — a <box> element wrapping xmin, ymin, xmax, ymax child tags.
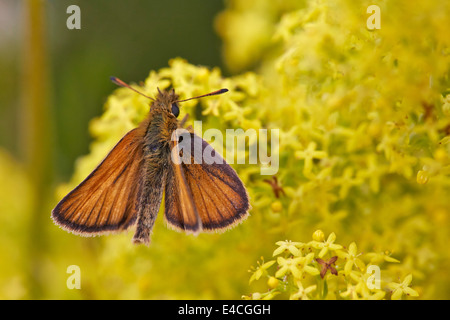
<box><xmin>52</xmin><ymin>128</ymin><xmax>145</xmax><ymax>235</ymax></box>
<box><xmin>164</xmin><ymin>132</ymin><xmax>250</xmax><ymax>233</ymax></box>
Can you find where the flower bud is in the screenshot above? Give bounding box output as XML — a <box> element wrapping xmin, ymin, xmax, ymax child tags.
<box><xmin>416</xmin><ymin>170</ymin><xmax>429</xmax><ymax>184</ymax></box>
<box><xmin>313</xmin><ymin>230</ymin><xmax>325</xmax><ymax>242</ymax></box>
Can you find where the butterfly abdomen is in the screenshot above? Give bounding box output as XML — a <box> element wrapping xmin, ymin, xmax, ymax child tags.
<box><xmin>131</xmin><ymin>111</ymin><xmax>176</xmax><ymax>245</ymax></box>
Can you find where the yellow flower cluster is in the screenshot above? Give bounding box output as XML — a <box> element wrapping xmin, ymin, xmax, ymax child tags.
<box><xmin>216</xmin><ymin>0</ymin><xmax>450</xmax><ymax>299</ymax></box>
<box><xmin>245</xmin><ymin>231</ymin><xmax>418</xmax><ymax>300</ymax></box>
<box><xmin>49</xmin><ymin>0</ymin><xmax>449</xmax><ymax>299</ymax></box>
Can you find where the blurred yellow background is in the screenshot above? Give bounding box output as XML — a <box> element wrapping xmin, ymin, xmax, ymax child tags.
<box><xmin>1</xmin><ymin>0</ymin><xmax>450</xmax><ymax>300</ymax></box>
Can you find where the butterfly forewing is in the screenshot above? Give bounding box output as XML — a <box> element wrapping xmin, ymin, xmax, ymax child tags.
<box><xmin>52</xmin><ymin>128</ymin><xmax>145</xmax><ymax>235</ymax></box>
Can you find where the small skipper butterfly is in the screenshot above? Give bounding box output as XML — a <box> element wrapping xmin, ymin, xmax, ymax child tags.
<box><xmin>52</xmin><ymin>77</ymin><xmax>250</xmax><ymax>246</ymax></box>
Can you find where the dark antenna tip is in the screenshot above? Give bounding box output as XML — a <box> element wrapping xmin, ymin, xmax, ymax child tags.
<box><xmin>176</xmin><ymin>88</ymin><xmax>229</xmax><ymax>103</ymax></box>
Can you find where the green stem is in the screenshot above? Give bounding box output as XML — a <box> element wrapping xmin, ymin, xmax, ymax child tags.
<box><xmin>21</xmin><ymin>0</ymin><xmax>54</xmax><ymax>299</ymax></box>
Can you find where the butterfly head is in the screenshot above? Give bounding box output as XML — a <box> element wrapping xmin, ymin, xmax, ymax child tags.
<box><xmin>154</xmin><ymin>88</ymin><xmax>181</xmax><ymax>118</ymax></box>
<box><xmin>111</xmin><ymin>76</ymin><xmax>228</xmax><ymax>120</ymax></box>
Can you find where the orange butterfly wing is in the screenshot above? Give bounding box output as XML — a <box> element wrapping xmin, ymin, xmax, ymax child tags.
<box><xmin>164</xmin><ymin>133</ymin><xmax>250</xmax><ymax>233</ymax></box>
<box><xmin>52</xmin><ymin>128</ymin><xmax>145</xmax><ymax>235</ymax></box>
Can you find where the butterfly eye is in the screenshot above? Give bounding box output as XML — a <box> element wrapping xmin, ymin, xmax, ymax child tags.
<box><xmin>171</xmin><ymin>103</ymin><xmax>180</xmax><ymax>117</ymax></box>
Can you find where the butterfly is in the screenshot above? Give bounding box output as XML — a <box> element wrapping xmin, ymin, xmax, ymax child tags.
<box><xmin>52</xmin><ymin>77</ymin><xmax>250</xmax><ymax>246</ymax></box>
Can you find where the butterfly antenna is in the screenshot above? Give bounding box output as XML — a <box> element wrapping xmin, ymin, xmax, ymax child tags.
<box><xmin>110</xmin><ymin>76</ymin><xmax>155</xmax><ymax>101</ymax></box>
<box><xmin>176</xmin><ymin>88</ymin><xmax>228</xmax><ymax>103</ymax></box>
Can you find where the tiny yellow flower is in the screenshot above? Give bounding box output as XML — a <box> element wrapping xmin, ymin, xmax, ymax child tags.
<box><xmin>273</xmin><ymin>240</ymin><xmax>304</xmax><ymax>257</ymax></box>
<box><xmin>310</xmin><ymin>232</ymin><xmax>343</xmax><ymax>258</ymax></box>
<box><xmin>336</xmin><ymin>167</ymin><xmax>363</xmax><ymax>199</ymax></box>
<box><xmin>366</xmin><ymin>251</ymin><xmax>400</xmax><ymax>264</ymax></box>
<box><xmin>275</xmin><ymin>256</ymin><xmax>303</xmax><ymax>279</ymax></box>
<box><xmin>336</xmin><ymin>242</ymin><xmax>365</xmax><ymax>275</ymax></box>
<box><xmin>290</xmin><ymin>281</ymin><xmax>317</xmax><ymax>300</ymax></box>
<box><xmin>295</xmin><ymin>142</ymin><xmax>327</xmax><ymax>179</ymax></box>
<box><xmin>249</xmin><ymin>259</ymin><xmax>276</xmax><ymax>284</ymax></box>
<box><xmin>388</xmin><ymin>274</ymin><xmax>419</xmax><ymax>300</ymax></box>
<box><xmin>300</xmin><ymin>253</ymin><xmax>320</xmax><ymax>277</ymax></box>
